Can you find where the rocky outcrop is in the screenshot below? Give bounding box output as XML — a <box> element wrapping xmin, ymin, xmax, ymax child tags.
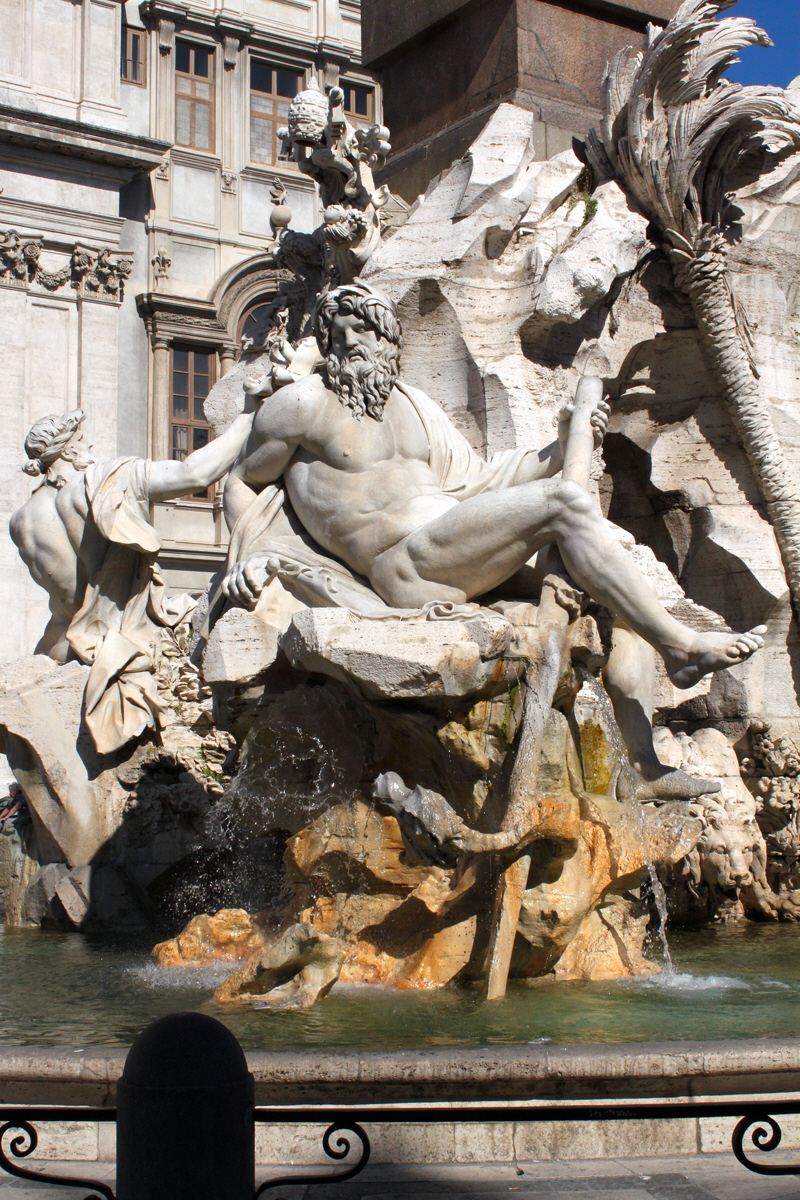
<box><xmin>152</xmin><ymin>908</ymin><xmax>275</xmax><ymax>967</ymax></box>
<box><xmin>214</xmin><ymin>922</ymin><xmax>343</xmax><ymax>1009</ymax></box>
<box><xmin>157</xmin><ymin>688</ymin><xmax>702</xmax><ymax>1000</ymax></box>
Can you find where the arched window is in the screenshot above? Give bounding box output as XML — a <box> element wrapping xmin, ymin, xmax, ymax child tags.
<box><xmin>238</xmin><ymin>297</ymin><xmax>277</xmax><ymax>355</ymax></box>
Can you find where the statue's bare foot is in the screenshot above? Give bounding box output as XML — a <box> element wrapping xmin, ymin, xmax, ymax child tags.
<box><xmin>662</xmin><ymin>626</ymin><xmax>766</xmax><ymax>690</ymax></box>
<box><xmin>634</xmin><ymin>767</ymin><xmax>721</xmax><ymax>803</ymax></box>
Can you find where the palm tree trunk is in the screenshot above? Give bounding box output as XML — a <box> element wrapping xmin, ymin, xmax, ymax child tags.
<box><xmin>669</xmin><ymin>225</ymin><xmax>800</xmax><ymax>619</ymax></box>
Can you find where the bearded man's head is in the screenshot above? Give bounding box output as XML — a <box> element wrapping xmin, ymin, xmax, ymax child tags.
<box><xmin>315</xmin><ymin>283</ymin><xmax>402</xmax><ymax>420</ymax></box>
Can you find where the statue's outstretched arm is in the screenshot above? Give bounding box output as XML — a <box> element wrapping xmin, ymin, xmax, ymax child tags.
<box><xmin>147</xmin><ymin>411</ymin><xmax>254</xmax><ymax>502</ymax></box>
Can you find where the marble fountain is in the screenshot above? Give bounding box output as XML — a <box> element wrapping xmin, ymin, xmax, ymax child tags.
<box><xmin>3</xmin><ymin>0</ymin><xmax>800</xmax><ymax>1055</ymax></box>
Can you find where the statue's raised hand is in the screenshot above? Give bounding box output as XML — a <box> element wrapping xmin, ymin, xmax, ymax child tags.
<box><xmin>558</xmin><ymin>395</ymin><xmax>610</xmax><ymax>451</ymax></box>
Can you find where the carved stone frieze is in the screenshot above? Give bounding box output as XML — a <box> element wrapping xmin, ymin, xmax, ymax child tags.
<box><xmin>0</xmin><ymin>230</ymin><xmax>41</xmax><ymax>284</ymax></box>
<box><xmin>0</xmin><ymin>232</ymin><xmax>133</xmax><ymax>302</ymax></box>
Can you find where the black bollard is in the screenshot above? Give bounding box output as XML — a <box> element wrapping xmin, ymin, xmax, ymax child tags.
<box><xmin>116</xmin><ymin>1012</ymin><xmax>254</xmax><ymax>1200</ymax></box>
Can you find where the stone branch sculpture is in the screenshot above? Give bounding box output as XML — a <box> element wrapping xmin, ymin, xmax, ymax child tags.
<box><xmin>373</xmin><ymin>771</ymin><xmax>524</xmax><ymax>866</ymax></box>
<box><xmin>585</xmin><ymin>0</ymin><xmax>800</xmax><ymax>617</ymax></box>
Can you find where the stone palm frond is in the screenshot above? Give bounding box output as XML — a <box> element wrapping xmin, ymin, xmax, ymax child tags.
<box><xmin>586</xmin><ymin>0</ymin><xmax>800</xmax><ymax>622</ymax></box>
<box><xmin>587</xmin><ymin>0</ymin><xmax>800</xmax><ymax>245</ymax></box>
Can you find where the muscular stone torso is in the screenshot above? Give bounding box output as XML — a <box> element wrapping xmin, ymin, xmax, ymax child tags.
<box><xmin>10</xmin><ymin>479</ymin><xmax>105</xmax><ymax>653</ymax></box>
<box><xmin>241</xmin><ymin>374</ymin><xmax>458</xmax><ymax>577</ymax></box>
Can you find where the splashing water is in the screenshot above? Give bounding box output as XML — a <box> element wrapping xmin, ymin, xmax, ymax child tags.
<box><xmin>646</xmin><ymin>861</ymin><xmax>674</xmax><ymax>977</ymax></box>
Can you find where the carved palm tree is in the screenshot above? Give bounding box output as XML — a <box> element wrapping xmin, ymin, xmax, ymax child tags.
<box><xmin>586</xmin><ymin>0</ymin><xmax>800</xmax><ymax>614</ymax></box>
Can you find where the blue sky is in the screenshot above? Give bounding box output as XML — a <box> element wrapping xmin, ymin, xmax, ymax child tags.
<box><xmin>725</xmin><ymin>1</ymin><xmax>799</xmax><ymax>87</ymax></box>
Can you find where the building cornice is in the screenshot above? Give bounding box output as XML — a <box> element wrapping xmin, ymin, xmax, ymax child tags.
<box><xmin>0</xmin><ymin>104</ymin><xmax>170</xmax><ymax>175</ymax></box>
<box><xmin>0</xmin><ymin>196</ymin><xmax>126</xmax><ymax>246</ymax></box>
<box><xmin>139</xmin><ymin>0</ymin><xmax>359</xmax><ymax>68</ymax></box>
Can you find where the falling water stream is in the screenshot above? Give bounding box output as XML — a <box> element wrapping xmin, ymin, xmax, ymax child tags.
<box><xmin>646</xmin><ymin>864</ymin><xmax>674</xmax><ymax>978</ymax></box>
<box><xmin>574</xmin><ymin>669</ymin><xmax>677</xmax><ymax>977</ymax></box>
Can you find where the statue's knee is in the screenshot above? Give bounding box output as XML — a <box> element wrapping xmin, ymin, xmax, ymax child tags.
<box><xmin>553</xmin><ymin>480</ymin><xmax>594</xmax><ymax>519</ymax></box>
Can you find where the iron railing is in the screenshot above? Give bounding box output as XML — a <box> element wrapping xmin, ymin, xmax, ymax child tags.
<box><xmin>0</xmin><ymin>1097</ymin><xmax>798</xmax><ymax>1197</ymax></box>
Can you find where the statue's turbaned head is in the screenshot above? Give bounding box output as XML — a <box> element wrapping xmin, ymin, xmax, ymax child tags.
<box><xmin>23</xmin><ymin>409</ymin><xmax>92</xmax><ymax>482</ymax></box>
<box><xmin>314</xmin><ymin>282</ymin><xmax>403</xmax><ymax>421</ymax></box>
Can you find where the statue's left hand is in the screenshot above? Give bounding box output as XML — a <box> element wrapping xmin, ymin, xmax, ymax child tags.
<box><xmin>558</xmin><ymin>396</ymin><xmax>610</xmax><ymax>450</ymax></box>
<box><xmin>221</xmin><ymin>552</ymin><xmax>275</xmax><ymax>607</ymax></box>
<box><xmin>243</xmin><ymin>363</ymin><xmax>299</xmax><ymax>400</ymax></box>
<box><xmin>590</xmin><ymin>398</ymin><xmax>610</xmax><ymax>447</ymax></box>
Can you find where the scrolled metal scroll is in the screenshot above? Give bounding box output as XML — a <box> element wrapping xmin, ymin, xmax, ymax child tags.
<box><xmin>254</xmin><ymin>1119</ymin><xmax>370</xmax><ymax>1196</ymax></box>
<box><xmin>732</xmin><ymin>1112</ymin><xmax>800</xmax><ymax>1176</ymax></box>
<box><xmin>0</xmin><ymin>1120</ymin><xmax>115</xmax><ymax>1198</ymax></box>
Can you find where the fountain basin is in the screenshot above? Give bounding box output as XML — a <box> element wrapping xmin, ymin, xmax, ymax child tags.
<box><xmin>2</xmin><ymin>924</ymin><xmax>800</xmax><ymax>1166</ymax></box>
<box><xmin>0</xmin><ymin>924</ymin><xmax>799</xmax><ymax>1060</ymax></box>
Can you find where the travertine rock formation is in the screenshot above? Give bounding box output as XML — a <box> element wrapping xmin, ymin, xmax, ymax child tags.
<box><xmin>214</xmin><ymin>922</ymin><xmax>343</xmax><ymax>1010</ymax></box>
<box><xmin>156</xmin><ymin>676</ymin><xmax>701</xmax><ymax>1000</ymax></box>
<box><xmin>153</xmin><ymin>909</ymin><xmax>274</xmax><ymax>968</ymax></box>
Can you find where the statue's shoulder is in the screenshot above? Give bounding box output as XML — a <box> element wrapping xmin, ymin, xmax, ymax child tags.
<box><xmin>254</xmin><ymin>371</ymin><xmax>327</xmax><ymax>437</ymax></box>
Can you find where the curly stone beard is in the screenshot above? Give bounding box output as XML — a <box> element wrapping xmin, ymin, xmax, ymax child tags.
<box><xmin>325</xmin><ymin>339</ymin><xmax>400</xmax><ymax>420</ymax></box>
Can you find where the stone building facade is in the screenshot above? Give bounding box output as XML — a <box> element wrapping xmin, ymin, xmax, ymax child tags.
<box><xmin>0</xmin><ymin>0</ymin><xmax>378</xmax><ymax>673</ymax></box>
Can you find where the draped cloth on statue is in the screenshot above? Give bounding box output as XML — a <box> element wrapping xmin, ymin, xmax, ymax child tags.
<box><xmin>206</xmin><ymin>380</ymin><xmax>533</xmax><ymax>631</ymax></box>
<box><xmin>66</xmin><ymin>457</ymin><xmax>195</xmax><ymax>756</ymax></box>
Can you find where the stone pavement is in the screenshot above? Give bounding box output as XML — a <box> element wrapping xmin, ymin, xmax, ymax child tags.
<box><xmin>2</xmin><ymin>1155</ymin><xmax>800</xmax><ymax>1199</ymax></box>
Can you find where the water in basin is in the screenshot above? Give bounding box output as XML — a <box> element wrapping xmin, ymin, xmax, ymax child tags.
<box><xmin>1</xmin><ymin>922</ymin><xmax>799</xmax><ymax>1048</ymax></box>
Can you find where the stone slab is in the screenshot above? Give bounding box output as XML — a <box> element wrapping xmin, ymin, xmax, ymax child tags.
<box><xmin>282</xmin><ymin>609</ymin><xmax>515</xmax><ymax>701</ymax></box>
<box><xmin>0</xmin><ymin>1039</ymin><xmax>798</xmax><ymax>1107</ymax></box>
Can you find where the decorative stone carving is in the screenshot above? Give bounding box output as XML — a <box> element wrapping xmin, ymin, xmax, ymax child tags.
<box><xmin>0</xmin><ymin>233</ymin><xmax>134</xmax><ymax>301</ymax></box>
<box><xmin>373</xmin><ymin>771</ymin><xmax>525</xmax><ymax>865</ymax></box>
<box><xmin>9</xmin><ymin>405</ymin><xmax>254</xmax><ymax>754</ymax></box>
<box><xmin>0</xmin><ymin>229</ymin><xmax>40</xmax><ymax>283</ymax></box>
<box><xmin>585</xmin><ymin>0</ymin><xmax>800</xmax><ymax>621</ymax></box>
<box><xmin>222</xmin><ymin>36</ymin><xmax>239</xmax><ymax>70</ymax></box>
<box><xmin>653</xmin><ymin>727</ymin><xmax>773</xmax><ymax>924</ymax></box>
<box><xmin>155</xmin><ymin>157</ymin><xmax>170</xmax><ymax>181</ymax></box>
<box><xmin>73</xmin><ymin>247</ymin><xmax>133</xmax><ymax>301</ymax></box>
<box><xmin>152</xmin><ymin>247</ymin><xmax>171</xmax><ymax>286</ymax></box>
<box><xmin>744</xmin><ymin>722</ymin><xmax>800</xmax><ymax>916</ymax></box>
<box><xmin>221</xmin><ymin>172</ymin><xmax>237</xmax><ymax>195</ymax></box>
<box><xmin>213</xmin><ymin>922</ymin><xmax>344</xmax><ymax>1009</ymax></box>
<box><xmin>157</xmin><ymin>18</ymin><xmax>174</xmax><ymax>54</ymax></box>
<box><xmin>269</xmin><ymin>79</ymin><xmax>392</xmax><ymax>293</ymax></box>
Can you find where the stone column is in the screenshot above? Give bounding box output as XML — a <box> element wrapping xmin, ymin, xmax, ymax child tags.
<box><xmin>219</xmin><ymin>346</ymin><xmax>237</xmax><ymax>377</ymax></box>
<box><xmin>151</xmin><ymin>334</ymin><xmax>171</xmax><ymax>461</ymax></box>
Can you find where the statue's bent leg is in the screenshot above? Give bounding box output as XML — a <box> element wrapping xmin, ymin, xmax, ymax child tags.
<box><xmin>604</xmin><ymin>621</ymin><xmax>721</xmax><ymax>800</ymax></box>
<box><xmin>372</xmin><ymin>478</ymin><xmax>765</xmax><ymax>687</ymax></box>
